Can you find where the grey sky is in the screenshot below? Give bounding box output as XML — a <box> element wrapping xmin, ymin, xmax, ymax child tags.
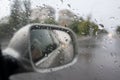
<box><xmin>0</xmin><ymin>0</ymin><xmax>120</xmax><ymax>31</ymax></box>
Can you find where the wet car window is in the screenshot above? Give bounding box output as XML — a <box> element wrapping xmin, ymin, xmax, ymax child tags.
<box><xmin>0</xmin><ymin>0</ymin><xmax>120</xmax><ymax>80</ymax></box>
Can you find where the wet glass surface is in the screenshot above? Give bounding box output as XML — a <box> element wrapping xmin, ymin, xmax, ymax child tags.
<box><xmin>0</xmin><ymin>0</ymin><xmax>120</xmax><ymax>80</ymax></box>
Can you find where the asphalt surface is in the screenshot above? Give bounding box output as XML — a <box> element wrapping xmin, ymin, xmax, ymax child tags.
<box><xmin>5</xmin><ymin>34</ymin><xmax>120</xmax><ymax>80</ymax></box>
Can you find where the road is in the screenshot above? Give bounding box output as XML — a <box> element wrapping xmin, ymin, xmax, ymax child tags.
<box><xmin>77</xmin><ymin>33</ymin><xmax>120</xmax><ymax>80</ymax></box>
<box><xmin>8</xmin><ymin>33</ymin><xmax>120</xmax><ymax>80</ymax></box>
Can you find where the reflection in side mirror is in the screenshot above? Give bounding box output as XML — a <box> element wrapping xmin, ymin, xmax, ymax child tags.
<box><xmin>30</xmin><ymin>25</ymin><xmax>77</xmax><ymax>71</ymax></box>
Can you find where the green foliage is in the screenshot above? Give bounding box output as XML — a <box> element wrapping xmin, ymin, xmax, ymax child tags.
<box><xmin>30</xmin><ymin>18</ymin><xmax>40</xmax><ymax>23</ymax></box>
<box><xmin>9</xmin><ymin>0</ymin><xmax>31</xmax><ymax>30</ymax></box>
<box><xmin>70</xmin><ymin>21</ymin><xmax>80</xmax><ymax>34</ymax></box>
<box><xmin>0</xmin><ymin>0</ymin><xmax>32</xmax><ymax>38</ymax></box>
<box><xmin>69</xmin><ymin>17</ymin><xmax>98</xmax><ymax>36</ymax></box>
<box><xmin>44</xmin><ymin>18</ymin><xmax>58</xmax><ymax>25</ymax></box>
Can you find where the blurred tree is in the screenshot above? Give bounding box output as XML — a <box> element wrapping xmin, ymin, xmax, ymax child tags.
<box><xmin>44</xmin><ymin>18</ymin><xmax>58</xmax><ymax>24</ymax></box>
<box><xmin>21</xmin><ymin>0</ymin><xmax>31</xmax><ymax>26</ymax></box>
<box><xmin>69</xmin><ymin>20</ymin><xmax>80</xmax><ymax>34</ymax></box>
<box><xmin>70</xmin><ymin>16</ymin><xmax>98</xmax><ymax>36</ymax></box>
<box><xmin>9</xmin><ymin>0</ymin><xmax>31</xmax><ymax>32</ymax></box>
<box><xmin>9</xmin><ymin>0</ymin><xmax>22</xmax><ymax>32</ymax></box>
<box><xmin>58</xmin><ymin>9</ymin><xmax>77</xmax><ymax>26</ymax></box>
<box><xmin>0</xmin><ymin>23</ymin><xmax>12</xmax><ymax>38</ymax></box>
<box><xmin>30</xmin><ymin>18</ymin><xmax>40</xmax><ymax>23</ymax></box>
<box><xmin>30</xmin><ymin>5</ymin><xmax>55</xmax><ymax>23</ymax></box>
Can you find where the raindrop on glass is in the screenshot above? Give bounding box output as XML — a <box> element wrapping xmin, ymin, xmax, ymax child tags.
<box><xmin>59</xmin><ymin>56</ymin><xmax>63</xmax><ymax>60</ymax></box>
<box><xmin>13</xmin><ymin>28</ymin><xmax>17</xmax><ymax>31</ymax></box>
<box><xmin>67</xmin><ymin>4</ymin><xmax>71</xmax><ymax>8</ymax></box>
<box><xmin>66</xmin><ymin>30</ymin><xmax>69</xmax><ymax>33</ymax></box>
<box><xmin>45</xmin><ymin>53</ymin><xmax>48</xmax><ymax>57</ymax></box>
<box><xmin>60</xmin><ymin>0</ymin><xmax>63</xmax><ymax>3</ymax></box>
<box><xmin>100</xmin><ymin>65</ymin><xmax>104</xmax><ymax>69</ymax></box>
<box><xmin>57</xmin><ymin>50</ymin><xmax>60</xmax><ymax>54</ymax></box>
<box><xmin>103</xmin><ymin>45</ymin><xmax>107</xmax><ymax>49</ymax></box>
<box><xmin>114</xmin><ymin>60</ymin><xmax>118</xmax><ymax>64</ymax></box>
<box><xmin>65</xmin><ymin>39</ymin><xmax>68</xmax><ymax>42</ymax></box>
<box><xmin>111</xmin><ymin>52</ymin><xmax>114</xmax><ymax>57</ymax></box>
<box><xmin>109</xmin><ymin>40</ymin><xmax>112</xmax><ymax>44</ymax></box>
<box><xmin>119</xmin><ymin>65</ymin><xmax>120</xmax><ymax>68</ymax></box>
<box><xmin>73</xmin><ymin>15</ymin><xmax>77</xmax><ymax>20</ymax></box>
<box><xmin>50</xmin><ymin>68</ymin><xmax>53</xmax><ymax>72</ymax></box>
<box><xmin>59</xmin><ymin>60</ymin><xmax>63</xmax><ymax>64</ymax></box>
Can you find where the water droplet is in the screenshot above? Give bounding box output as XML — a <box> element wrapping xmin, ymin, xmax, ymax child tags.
<box><xmin>56</xmin><ymin>4</ymin><xmax>58</xmax><ymax>6</ymax></box>
<box><xmin>111</xmin><ymin>52</ymin><xmax>113</xmax><ymax>57</ymax></box>
<box><xmin>119</xmin><ymin>65</ymin><xmax>120</xmax><ymax>67</ymax></box>
<box><xmin>99</xmin><ymin>24</ymin><xmax>104</xmax><ymax>28</ymax></box>
<box><xmin>50</xmin><ymin>68</ymin><xmax>53</xmax><ymax>72</ymax></box>
<box><xmin>13</xmin><ymin>28</ymin><xmax>17</xmax><ymax>31</ymax></box>
<box><xmin>104</xmin><ymin>38</ymin><xmax>108</xmax><ymax>41</ymax></box>
<box><xmin>73</xmin><ymin>15</ymin><xmax>78</xmax><ymax>20</ymax></box>
<box><xmin>100</xmin><ymin>65</ymin><xmax>104</xmax><ymax>69</ymax></box>
<box><xmin>45</xmin><ymin>54</ymin><xmax>48</xmax><ymax>57</ymax></box>
<box><xmin>77</xmin><ymin>13</ymin><xmax>80</xmax><ymax>15</ymax></box>
<box><xmin>81</xmin><ymin>32</ymin><xmax>85</xmax><ymax>35</ymax></box>
<box><xmin>23</xmin><ymin>34</ymin><xmax>26</xmax><ymax>36</ymax></box>
<box><xmin>94</xmin><ymin>77</ymin><xmax>98</xmax><ymax>80</ymax></box>
<box><xmin>59</xmin><ymin>60</ymin><xmax>63</xmax><ymax>64</ymax></box>
<box><xmin>78</xmin><ymin>19</ymin><xmax>82</xmax><ymax>22</ymax></box>
<box><xmin>72</xmin><ymin>9</ymin><xmax>75</xmax><ymax>11</ymax></box>
<box><xmin>57</xmin><ymin>8</ymin><xmax>59</xmax><ymax>9</ymax></box>
<box><xmin>111</xmin><ymin>26</ymin><xmax>115</xmax><ymax>29</ymax></box>
<box><xmin>57</xmin><ymin>50</ymin><xmax>60</xmax><ymax>54</ymax></box>
<box><xmin>63</xmin><ymin>13</ymin><xmax>66</xmax><ymax>16</ymax></box>
<box><xmin>109</xmin><ymin>41</ymin><xmax>112</xmax><ymax>44</ymax></box>
<box><xmin>114</xmin><ymin>60</ymin><xmax>118</xmax><ymax>64</ymax></box>
<box><xmin>111</xmin><ymin>52</ymin><xmax>117</xmax><ymax>58</ymax></box>
<box><xmin>65</xmin><ymin>39</ymin><xmax>68</xmax><ymax>42</ymax></box>
<box><xmin>103</xmin><ymin>45</ymin><xmax>107</xmax><ymax>49</ymax></box>
<box><xmin>59</xmin><ymin>56</ymin><xmax>63</xmax><ymax>59</ymax></box>
<box><xmin>66</xmin><ymin>30</ymin><xmax>69</xmax><ymax>33</ymax></box>
<box><xmin>60</xmin><ymin>0</ymin><xmax>63</xmax><ymax>3</ymax></box>
<box><xmin>67</xmin><ymin>4</ymin><xmax>71</xmax><ymax>8</ymax></box>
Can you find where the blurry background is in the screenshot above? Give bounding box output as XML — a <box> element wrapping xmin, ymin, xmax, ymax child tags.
<box><xmin>0</xmin><ymin>0</ymin><xmax>120</xmax><ymax>48</ymax></box>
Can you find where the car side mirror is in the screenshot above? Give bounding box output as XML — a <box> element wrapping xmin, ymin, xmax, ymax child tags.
<box><xmin>29</xmin><ymin>24</ymin><xmax>78</xmax><ymax>72</ymax></box>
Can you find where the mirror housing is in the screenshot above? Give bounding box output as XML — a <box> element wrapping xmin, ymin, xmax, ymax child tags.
<box><xmin>29</xmin><ymin>24</ymin><xmax>78</xmax><ymax>72</ymax></box>
<box><xmin>2</xmin><ymin>23</ymin><xmax>78</xmax><ymax>73</ymax></box>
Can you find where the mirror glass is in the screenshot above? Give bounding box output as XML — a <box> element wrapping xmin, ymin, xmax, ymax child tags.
<box><xmin>30</xmin><ymin>28</ymin><xmax>74</xmax><ymax>69</ymax></box>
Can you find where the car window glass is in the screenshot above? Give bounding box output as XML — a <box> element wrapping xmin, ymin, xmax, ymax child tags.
<box><xmin>0</xmin><ymin>0</ymin><xmax>120</xmax><ymax>80</ymax></box>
